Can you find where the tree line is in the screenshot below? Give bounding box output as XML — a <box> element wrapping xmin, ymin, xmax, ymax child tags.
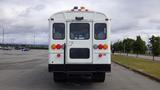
<box><xmin>112</xmin><ymin>35</ymin><xmax>160</xmax><ymax>60</ymax></box>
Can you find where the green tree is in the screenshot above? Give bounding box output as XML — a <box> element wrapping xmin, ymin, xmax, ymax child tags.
<box><xmin>149</xmin><ymin>35</ymin><xmax>160</xmax><ymax>60</ymax></box>
<box><xmin>112</xmin><ymin>42</ymin><xmax>118</xmax><ymax>53</ymax></box>
<box><xmin>117</xmin><ymin>41</ymin><xmax>124</xmax><ymax>54</ymax></box>
<box><xmin>133</xmin><ymin>36</ymin><xmax>147</xmax><ymax>57</ymax></box>
<box><xmin>112</xmin><ymin>41</ymin><xmax>124</xmax><ymax>54</ymax></box>
<box><xmin>123</xmin><ymin>38</ymin><xmax>135</xmax><ymax>56</ymax></box>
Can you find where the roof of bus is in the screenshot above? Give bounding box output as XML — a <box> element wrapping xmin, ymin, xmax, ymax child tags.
<box><xmin>49</xmin><ymin>10</ymin><xmax>109</xmax><ymax>21</ymax></box>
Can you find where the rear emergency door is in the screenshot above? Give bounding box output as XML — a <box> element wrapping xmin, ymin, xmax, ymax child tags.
<box><xmin>66</xmin><ymin>22</ymin><xmax>92</xmax><ymax>64</ymax></box>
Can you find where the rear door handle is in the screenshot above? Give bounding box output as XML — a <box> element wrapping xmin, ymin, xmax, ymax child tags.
<box><xmin>68</xmin><ymin>41</ymin><xmax>73</xmax><ymax>46</ymax></box>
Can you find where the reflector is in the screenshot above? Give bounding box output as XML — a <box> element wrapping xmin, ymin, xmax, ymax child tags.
<box><xmin>99</xmin><ymin>53</ymin><xmax>102</xmax><ymax>58</ymax></box>
<box><xmin>57</xmin><ymin>53</ymin><xmax>61</xmax><ymax>58</ymax></box>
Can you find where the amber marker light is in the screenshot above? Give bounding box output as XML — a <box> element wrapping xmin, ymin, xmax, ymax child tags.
<box><xmin>103</xmin><ymin>44</ymin><xmax>108</xmax><ymax>49</ymax></box>
<box><xmin>51</xmin><ymin>44</ymin><xmax>56</xmax><ymax>49</ymax></box>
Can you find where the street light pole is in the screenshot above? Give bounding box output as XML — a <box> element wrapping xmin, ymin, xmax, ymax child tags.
<box><xmin>143</xmin><ymin>33</ymin><xmax>150</xmax><ymax>44</ymax></box>
<box><xmin>140</xmin><ymin>32</ymin><xmax>150</xmax><ymax>55</ymax></box>
<box><xmin>0</xmin><ymin>24</ymin><xmax>5</xmax><ymax>50</ymax></box>
<box><xmin>124</xmin><ymin>43</ymin><xmax>125</xmax><ymax>53</ymax></box>
<box><xmin>123</xmin><ymin>35</ymin><xmax>128</xmax><ymax>55</ymax></box>
<box><xmin>2</xmin><ymin>25</ymin><xmax>5</xmax><ymax>46</ymax></box>
<box><xmin>33</xmin><ymin>32</ymin><xmax>36</xmax><ymax>46</ymax></box>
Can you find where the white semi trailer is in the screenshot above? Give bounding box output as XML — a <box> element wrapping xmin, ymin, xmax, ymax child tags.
<box><xmin>48</xmin><ymin>6</ymin><xmax>111</xmax><ymax>82</ymax></box>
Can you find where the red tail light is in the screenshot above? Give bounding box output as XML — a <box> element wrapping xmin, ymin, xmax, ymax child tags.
<box><xmin>98</xmin><ymin>44</ymin><xmax>103</xmax><ymax>49</ymax></box>
<box><xmin>56</xmin><ymin>44</ymin><xmax>61</xmax><ymax>49</ymax></box>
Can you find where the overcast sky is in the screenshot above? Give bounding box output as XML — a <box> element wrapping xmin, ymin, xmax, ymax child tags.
<box><xmin>0</xmin><ymin>0</ymin><xmax>160</xmax><ymax>44</ymax></box>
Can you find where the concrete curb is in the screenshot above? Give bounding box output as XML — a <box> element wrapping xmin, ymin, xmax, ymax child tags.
<box><xmin>112</xmin><ymin>61</ymin><xmax>160</xmax><ymax>83</ymax></box>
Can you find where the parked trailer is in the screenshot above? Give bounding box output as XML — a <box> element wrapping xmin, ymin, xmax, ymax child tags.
<box><xmin>48</xmin><ymin>6</ymin><xmax>111</xmax><ymax>82</ymax></box>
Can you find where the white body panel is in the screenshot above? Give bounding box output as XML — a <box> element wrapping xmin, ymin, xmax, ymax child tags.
<box><xmin>49</xmin><ymin>11</ymin><xmax>111</xmax><ymax>65</ymax></box>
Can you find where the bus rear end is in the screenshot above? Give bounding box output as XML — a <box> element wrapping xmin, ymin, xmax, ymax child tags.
<box><xmin>48</xmin><ymin>7</ymin><xmax>111</xmax><ymax>82</ymax></box>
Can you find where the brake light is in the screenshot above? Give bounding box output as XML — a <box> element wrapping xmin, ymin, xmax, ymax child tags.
<box><xmin>51</xmin><ymin>44</ymin><xmax>63</xmax><ymax>49</ymax></box>
<box><xmin>56</xmin><ymin>44</ymin><xmax>61</xmax><ymax>49</ymax></box>
<box><xmin>51</xmin><ymin>44</ymin><xmax>56</xmax><ymax>49</ymax></box>
<box><xmin>98</xmin><ymin>44</ymin><xmax>103</xmax><ymax>49</ymax></box>
<box><xmin>95</xmin><ymin>44</ymin><xmax>108</xmax><ymax>49</ymax></box>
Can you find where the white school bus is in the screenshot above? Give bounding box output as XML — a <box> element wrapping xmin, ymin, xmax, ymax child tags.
<box><xmin>48</xmin><ymin>6</ymin><xmax>111</xmax><ymax>82</ymax></box>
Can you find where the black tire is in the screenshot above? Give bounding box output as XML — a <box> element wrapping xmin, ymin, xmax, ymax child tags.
<box><xmin>92</xmin><ymin>72</ymin><xmax>105</xmax><ymax>82</ymax></box>
<box><xmin>53</xmin><ymin>72</ymin><xmax>67</xmax><ymax>82</ymax></box>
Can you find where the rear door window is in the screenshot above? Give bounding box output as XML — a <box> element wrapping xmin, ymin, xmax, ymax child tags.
<box><xmin>70</xmin><ymin>23</ymin><xmax>89</xmax><ymax>40</ymax></box>
<box><xmin>53</xmin><ymin>23</ymin><xmax>65</xmax><ymax>40</ymax></box>
<box><xmin>94</xmin><ymin>23</ymin><xmax>107</xmax><ymax>40</ymax></box>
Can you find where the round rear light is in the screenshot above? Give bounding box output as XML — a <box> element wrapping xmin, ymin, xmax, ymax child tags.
<box><xmin>99</xmin><ymin>53</ymin><xmax>103</xmax><ymax>58</ymax></box>
<box><xmin>103</xmin><ymin>44</ymin><xmax>108</xmax><ymax>49</ymax></box>
<box><xmin>56</xmin><ymin>44</ymin><xmax>61</xmax><ymax>49</ymax></box>
<box><xmin>57</xmin><ymin>53</ymin><xmax>61</xmax><ymax>58</ymax></box>
<box><xmin>98</xmin><ymin>44</ymin><xmax>103</xmax><ymax>49</ymax></box>
<box><xmin>51</xmin><ymin>44</ymin><xmax>56</xmax><ymax>49</ymax></box>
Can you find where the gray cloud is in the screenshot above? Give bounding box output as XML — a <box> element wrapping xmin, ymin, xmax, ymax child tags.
<box><xmin>19</xmin><ymin>4</ymin><xmax>46</xmax><ymax>17</ymax></box>
<box><xmin>150</xmin><ymin>19</ymin><xmax>160</xmax><ymax>24</ymax></box>
<box><xmin>0</xmin><ymin>0</ymin><xmax>160</xmax><ymax>44</ymax></box>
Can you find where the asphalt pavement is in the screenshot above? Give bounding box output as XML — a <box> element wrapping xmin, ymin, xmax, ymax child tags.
<box><xmin>0</xmin><ymin>50</ymin><xmax>160</xmax><ymax>90</ymax></box>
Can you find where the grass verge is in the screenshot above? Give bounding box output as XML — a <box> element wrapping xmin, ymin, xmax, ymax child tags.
<box><xmin>112</xmin><ymin>54</ymin><xmax>160</xmax><ymax>79</ymax></box>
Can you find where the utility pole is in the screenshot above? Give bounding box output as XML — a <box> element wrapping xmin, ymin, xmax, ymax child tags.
<box><xmin>2</xmin><ymin>25</ymin><xmax>4</xmax><ymax>45</ymax></box>
<box><xmin>0</xmin><ymin>24</ymin><xmax>1</xmax><ymax>44</ymax></box>
<box><xmin>34</xmin><ymin>32</ymin><xmax>35</xmax><ymax>46</ymax></box>
<box><xmin>0</xmin><ymin>24</ymin><xmax>5</xmax><ymax>45</ymax></box>
<box><xmin>0</xmin><ymin>24</ymin><xmax>5</xmax><ymax>49</ymax></box>
<box><xmin>123</xmin><ymin>35</ymin><xmax>128</xmax><ymax>55</ymax></box>
<box><xmin>141</xmin><ymin>32</ymin><xmax>150</xmax><ymax>44</ymax></box>
<box><xmin>140</xmin><ymin>32</ymin><xmax>150</xmax><ymax>55</ymax></box>
<box><xmin>124</xmin><ymin>43</ymin><xmax>125</xmax><ymax>53</ymax></box>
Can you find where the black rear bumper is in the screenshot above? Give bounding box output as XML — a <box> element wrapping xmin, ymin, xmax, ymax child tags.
<box><xmin>48</xmin><ymin>64</ymin><xmax>111</xmax><ymax>72</ymax></box>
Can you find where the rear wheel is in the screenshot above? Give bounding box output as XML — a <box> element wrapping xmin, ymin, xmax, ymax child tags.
<box><xmin>92</xmin><ymin>72</ymin><xmax>105</xmax><ymax>82</ymax></box>
<box><xmin>53</xmin><ymin>72</ymin><xmax>67</xmax><ymax>82</ymax></box>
